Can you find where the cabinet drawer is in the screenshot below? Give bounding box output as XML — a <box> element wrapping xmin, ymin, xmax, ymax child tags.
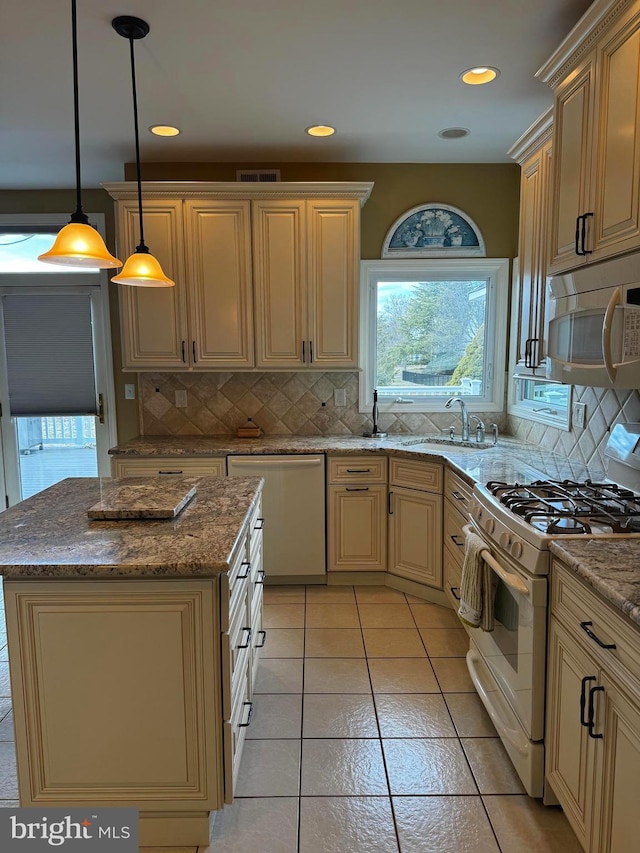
<box><xmin>221</xmin><ymin>590</ymin><xmax>251</xmax><ymax>720</ymax></box>
<box><xmin>551</xmin><ymin>561</ymin><xmax>640</xmax><ymax>692</ymax></box>
<box><xmin>390</xmin><ymin>457</ymin><xmax>442</xmax><ymax>493</ymax></box>
<box><xmin>223</xmin><ymin>656</ymin><xmax>252</xmax><ymax>804</ymax></box>
<box><xmin>445</xmin><ymin>468</ymin><xmax>473</xmax><ymax>512</ymax></box>
<box><xmin>443</xmin><ymin>548</ymin><xmax>465</xmax><ymax>626</ymax></box>
<box><xmin>443</xmin><ymin>500</ymin><xmax>468</xmax><ymax>559</ymax></box>
<box><xmin>247</xmin><ymin>500</ymin><xmax>265</xmax><ymax>562</ymax></box>
<box><xmin>328</xmin><ymin>456</ymin><xmax>387</xmax><ymax>484</ymax></box>
<box><xmin>111</xmin><ymin>456</ymin><xmax>225</xmax><ymax>478</ymax></box>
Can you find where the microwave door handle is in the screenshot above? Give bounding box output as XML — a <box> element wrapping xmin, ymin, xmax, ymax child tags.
<box><xmin>602</xmin><ymin>286</ymin><xmax>622</xmax><ymax>384</ymax></box>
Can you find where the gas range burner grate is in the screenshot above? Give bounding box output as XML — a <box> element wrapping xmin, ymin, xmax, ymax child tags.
<box><xmin>485</xmin><ymin>478</ymin><xmax>640</xmax><ymax>534</ymax></box>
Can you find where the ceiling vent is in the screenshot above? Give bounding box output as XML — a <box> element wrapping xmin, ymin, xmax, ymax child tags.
<box><xmin>236</xmin><ymin>169</ymin><xmax>281</xmax><ymax>183</ymax></box>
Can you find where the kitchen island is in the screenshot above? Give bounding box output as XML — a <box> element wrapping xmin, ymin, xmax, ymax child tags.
<box><xmin>0</xmin><ymin>475</ymin><xmax>264</xmax><ymax>847</ymax></box>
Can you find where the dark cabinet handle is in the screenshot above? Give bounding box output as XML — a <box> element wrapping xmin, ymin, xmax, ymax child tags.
<box><xmin>254</xmin><ymin>517</ymin><xmax>265</xmax><ymax>530</ymax></box>
<box><xmin>158</xmin><ymin>470</ymin><xmax>183</xmax><ymax>475</ymax></box>
<box><xmin>256</xmin><ymin>569</ymin><xmax>266</xmax><ymax>584</ymax></box>
<box><xmin>302</xmin><ymin>341</ymin><xmax>306</xmax><ymax>363</ymax></box>
<box><xmin>347</xmin><ymin>469</ymin><xmax>371</xmax><ymax>473</ymax></box>
<box><xmin>582</xmin><ymin>212</ymin><xmax>593</xmax><ymax>255</ymax></box>
<box><xmin>256</xmin><ymin>629</ymin><xmax>267</xmax><ymax>648</ymax></box>
<box><xmin>587</xmin><ymin>685</ymin><xmax>604</xmax><ymax>739</ymax></box>
<box><xmin>450</xmin><ymin>586</ymin><xmax>461</xmax><ymax>601</ymax></box>
<box><xmin>388</xmin><ymin>490</ymin><xmax>393</xmax><ymax>514</ymax></box>
<box><xmin>575</xmin><ymin>214</ymin><xmax>584</xmax><ymax>255</ymax></box>
<box><xmin>450</xmin><ymin>534</ymin><xmax>465</xmax><ymax>547</ymax></box>
<box><xmin>181</xmin><ymin>340</ymin><xmax>186</xmax><ymax>363</ymax></box>
<box><xmin>580</xmin><ymin>621</ymin><xmax>616</xmax><ymax>649</ymax></box>
<box><xmin>237</xmin><ymin>627</ymin><xmax>252</xmax><ymax>649</ymax></box>
<box><xmin>238</xmin><ymin>701</ymin><xmax>253</xmax><ymax>728</ymax></box>
<box><xmin>238</xmin><ymin>561</ymin><xmax>251</xmax><ymax>580</ymax></box>
<box><xmin>309</xmin><ymin>340</ymin><xmax>313</xmax><ymax>363</ymax></box>
<box><xmin>192</xmin><ymin>340</ymin><xmax>197</xmax><ymax>363</ymax></box>
<box><xmin>451</xmin><ymin>491</ymin><xmax>466</xmax><ymax>502</ymax></box>
<box><xmin>346</xmin><ymin>486</ymin><xmax>369</xmax><ymax>492</ymax></box>
<box><xmin>580</xmin><ymin>675</ymin><xmax>597</xmax><ymax>727</ymax></box>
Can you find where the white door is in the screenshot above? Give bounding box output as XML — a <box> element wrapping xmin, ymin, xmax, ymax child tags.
<box><xmin>0</xmin><ymin>220</ymin><xmax>116</xmax><ymax>505</ymax></box>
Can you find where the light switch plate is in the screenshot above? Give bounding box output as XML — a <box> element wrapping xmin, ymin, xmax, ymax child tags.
<box><xmin>334</xmin><ymin>388</ymin><xmax>347</xmax><ymax>407</ymax></box>
<box><xmin>573</xmin><ymin>402</ymin><xmax>586</xmax><ymax>429</ymax></box>
<box><xmin>175</xmin><ymin>390</ymin><xmax>188</xmax><ymax>408</ymax></box>
<box><xmin>124</xmin><ymin>383</ymin><xmax>135</xmax><ymax>400</ymax></box>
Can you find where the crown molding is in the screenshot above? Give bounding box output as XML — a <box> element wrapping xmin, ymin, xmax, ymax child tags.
<box><xmin>102</xmin><ymin>181</ymin><xmax>375</xmax><ymax>206</ymax></box>
<box><xmin>507</xmin><ymin>107</ymin><xmax>553</xmax><ymax>163</ymax></box>
<box><xmin>536</xmin><ymin>0</ymin><xmax>633</xmax><ymax>88</ymax></box>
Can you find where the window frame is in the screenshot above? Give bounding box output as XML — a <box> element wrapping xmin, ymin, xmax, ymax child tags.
<box><xmin>359</xmin><ymin>258</ymin><xmax>508</xmax><ymax>414</ymax></box>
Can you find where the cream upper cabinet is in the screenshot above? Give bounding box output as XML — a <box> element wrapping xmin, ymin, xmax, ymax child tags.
<box><xmin>539</xmin><ymin>1</ymin><xmax>640</xmax><ymax>274</ymax></box>
<box><xmin>105</xmin><ymin>182</ymin><xmax>372</xmax><ymax>371</ymax></box>
<box><xmin>508</xmin><ymin>110</ymin><xmax>553</xmax><ymax>374</ymax></box>
<box><xmin>184</xmin><ymin>201</ymin><xmax>254</xmax><ymax>368</ymax></box>
<box><xmin>546</xmin><ymin>560</ymin><xmax>640</xmax><ymax>853</ymax></box>
<box><xmin>116</xmin><ymin>199</ymin><xmax>190</xmax><ymax>370</ymax></box>
<box><xmin>253</xmin><ymin>198</ymin><xmax>360</xmax><ymax>369</ymax></box>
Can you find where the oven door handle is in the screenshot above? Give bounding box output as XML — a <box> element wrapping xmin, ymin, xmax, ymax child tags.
<box><xmin>463</xmin><ymin>525</ymin><xmax>530</xmax><ymax>597</ymax></box>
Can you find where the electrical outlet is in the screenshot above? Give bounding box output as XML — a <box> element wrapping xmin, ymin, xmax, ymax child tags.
<box><xmin>124</xmin><ymin>383</ymin><xmax>135</xmax><ymax>400</ymax></box>
<box><xmin>334</xmin><ymin>388</ymin><xmax>347</xmax><ymax>407</ymax></box>
<box><xmin>573</xmin><ymin>402</ymin><xmax>587</xmax><ymax>429</ymax></box>
<box><xmin>175</xmin><ymin>390</ymin><xmax>188</xmax><ymax>408</ymax></box>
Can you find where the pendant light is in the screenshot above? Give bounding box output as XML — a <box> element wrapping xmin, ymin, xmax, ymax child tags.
<box><xmin>111</xmin><ymin>15</ymin><xmax>174</xmax><ymax>288</ymax></box>
<box><xmin>38</xmin><ymin>0</ymin><xmax>121</xmax><ymax>269</ymax></box>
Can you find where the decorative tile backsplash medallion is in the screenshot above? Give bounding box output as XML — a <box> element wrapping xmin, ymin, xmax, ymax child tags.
<box><xmin>139</xmin><ymin>372</ymin><xmax>507</xmax><ymax>438</ymax></box>
<box><xmin>508</xmin><ymin>386</ymin><xmax>640</xmax><ymax>474</ymax></box>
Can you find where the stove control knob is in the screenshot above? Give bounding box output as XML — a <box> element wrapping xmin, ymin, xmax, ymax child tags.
<box><xmin>500</xmin><ymin>532</ymin><xmax>511</xmax><ymax>549</ymax></box>
<box><xmin>511</xmin><ymin>540</ymin><xmax>523</xmax><ymax>559</ymax></box>
<box><xmin>485</xmin><ymin>518</ymin><xmax>495</xmax><ymax>535</ymax></box>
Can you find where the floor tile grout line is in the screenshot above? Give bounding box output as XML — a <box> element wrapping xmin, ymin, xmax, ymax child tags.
<box><xmin>296</xmin><ymin>585</ymin><xmax>309</xmax><ymax>853</ymax></box>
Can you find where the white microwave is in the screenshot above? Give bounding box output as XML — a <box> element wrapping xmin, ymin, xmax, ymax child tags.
<box><xmin>547</xmin><ymin>255</ymin><xmax>640</xmax><ymax>388</ymax></box>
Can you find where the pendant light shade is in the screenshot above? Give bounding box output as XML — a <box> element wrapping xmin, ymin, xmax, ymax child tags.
<box><xmin>38</xmin><ymin>0</ymin><xmax>122</xmax><ymax>270</ymax></box>
<box><xmin>111</xmin><ymin>15</ymin><xmax>174</xmax><ymax>288</ymax></box>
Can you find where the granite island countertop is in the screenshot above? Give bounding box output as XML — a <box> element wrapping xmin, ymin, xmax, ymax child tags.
<box><xmin>109</xmin><ymin>433</ymin><xmax>608</xmax><ymax>486</ymax></box>
<box><xmin>549</xmin><ymin>539</ymin><xmax>640</xmax><ymax>629</ymax></box>
<box><xmin>0</xmin><ymin>475</ymin><xmax>263</xmax><ymax>579</ymax></box>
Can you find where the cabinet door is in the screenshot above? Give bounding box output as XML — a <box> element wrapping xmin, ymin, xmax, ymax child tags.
<box><xmin>514</xmin><ymin>141</ymin><xmax>552</xmax><ymax>371</ymax></box>
<box><xmin>117</xmin><ymin>200</ymin><xmax>189</xmax><ymax>370</ymax></box>
<box><xmin>591</xmin><ymin>9</ymin><xmax>640</xmax><ymax>261</ymax></box>
<box><xmin>594</xmin><ymin>673</ymin><xmax>640</xmax><ymax>853</ymax></box>
<box><xmin>306</xmin><ymin>200</ymin><xmax>359</xmax><ymax>368</ymax></box>
<box><xmin>327</xmin><ymin>484</ymin><xmax>387</xmax><ymax>572</ymax></box>
<box><xmin>184</xmin><ymin>201</ymin><xmax>254</xmax><ymax>368</ymax></box>
<box><xmin>548</xmin><ymin>53</ymin><xmax>595</xmax><ymax>275</ymax></box>
<box><xmin>252</xmin><ymin>200</ymin><xmax>306</xmax><ymax>368</ymax></box>
<box><xmin>545</xmin><ymin>618</ymin><xmax>597</xmax><ymax>851</ymax></box>
<box><xmin>388</xmin><ymin>486</ymin><xmax>442</xmax><ymax>588</ymax></box>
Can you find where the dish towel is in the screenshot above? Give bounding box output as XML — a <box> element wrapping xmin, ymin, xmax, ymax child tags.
<box><xmin>458</xmin><ymin>530</ymin><xmax>495</xmax><ymax>632</ymax></box>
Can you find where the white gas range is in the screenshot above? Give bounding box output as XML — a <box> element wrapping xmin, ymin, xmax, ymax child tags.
<box><xmin>463</xmin><ymin>424</ymin><xmax>640</xmax><ymax>798</ymax></box>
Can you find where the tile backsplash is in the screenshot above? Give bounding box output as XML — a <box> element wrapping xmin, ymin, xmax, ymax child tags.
<box><xmin>508</xmin><ymin>385</ymin><xmax>640</xmax><ymax>474</ymax></box>
<box><xmin>139</xmin><ymin>372</ymin><xmax>507</xmax><ymax>438</ymax></box>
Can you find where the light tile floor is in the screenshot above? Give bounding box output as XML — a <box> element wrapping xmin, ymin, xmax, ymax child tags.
<box><xmin>0</xmin><ymin>581</ymin><xmax>583</xmax><ymax>852</ymax></box>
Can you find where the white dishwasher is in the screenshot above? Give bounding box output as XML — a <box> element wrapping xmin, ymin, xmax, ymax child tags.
<box><xmin>227</xmin><ymin>454</ymin><xmax>326</xmax><ymax>579</ymax></box>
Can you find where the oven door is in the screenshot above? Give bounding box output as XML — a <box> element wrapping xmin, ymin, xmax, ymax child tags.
<box><xmin>465</xmin><ymin>527</ymin><xmax>548</xmax><ymax>742</ymax></box>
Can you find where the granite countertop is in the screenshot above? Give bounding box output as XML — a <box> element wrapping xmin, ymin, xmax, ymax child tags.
<box><xmin>550</xmin><ymin>539</ymin><xmax>640</xmax><ymax>629</ymax></box>
<box><xmin>108</xmin><ymin>433</ymin><xmax>608</xmax><ymax>486</ymax></box>
<box><xmin>0</xmin><ymin>475</ymin><xmax>263</xmax><ymax>579</ymax></box>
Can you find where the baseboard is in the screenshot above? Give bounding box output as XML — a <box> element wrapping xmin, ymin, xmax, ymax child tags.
<box><xmin>385</xmin><ymin>574</ymin><xmax>451</xmax><ymax>607</ymax></box>
<box><xmin>327</xmin><ymin>571</ymin><xmax>386</xmax><ymax>586</ymax></box>
<box><xmin>140</xmin><ymin>810</ymin><xmax>211</xmax><ymax>846</ymax></box>
<box><xmin>265</xmin><ymin>575</ymin><xmax>326</xmax><ymax>585</ymax></box>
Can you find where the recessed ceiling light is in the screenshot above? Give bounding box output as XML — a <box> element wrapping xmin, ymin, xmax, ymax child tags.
<box><xmin>305</xmin><ymin>125</ymin><xmax>336</xmax><ymax>137</ymax></box>
<box><xmin>460</xmin><ymin>67</ymin><xmax>500</xmax><ymax>85</ymax></box>
<box><xmin>149</xmin><ymin>125</ymin><xmax>181</xmax><ymax>137</ymax></box>
<box><xmin>438</xmin><ymin>127</ymin><xmax>471</xmax><ymax>139</ymax></box>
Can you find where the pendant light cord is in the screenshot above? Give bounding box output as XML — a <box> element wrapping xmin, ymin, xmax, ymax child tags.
<box><xmin>70</xmin><ymin>0</ymin><xmax>88</xmax><ymax>225</ymax></box>
<box><xmin>128</xmin><ymin>35</ymin><xmax>148</xmax><ymax>254</ymax></box>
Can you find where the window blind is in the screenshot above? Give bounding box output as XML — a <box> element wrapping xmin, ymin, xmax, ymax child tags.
<box><xmin>3</xmin><ymin>293</ymin><xmax>98</xmax><ymax>416</ymax></box>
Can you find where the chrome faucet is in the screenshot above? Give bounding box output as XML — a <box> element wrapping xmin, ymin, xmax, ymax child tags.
<box><xmin>445</xmin><ymin>397</ymin><xmax>470</xmax><ymax>441</ymax></box>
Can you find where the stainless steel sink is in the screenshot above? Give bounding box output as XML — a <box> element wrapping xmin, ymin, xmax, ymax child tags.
<box><xmin>400</xmin><ymin>436</ymin><xmax>494</xmax><ymax>450</ymax></box>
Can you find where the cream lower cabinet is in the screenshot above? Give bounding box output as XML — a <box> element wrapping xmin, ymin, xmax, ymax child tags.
<box><xmin>327</xmin><ymin>456</ymin><xmax>387</xmax><ymax>572</ymax></box>
<box><xmin>546</xmin><ymin>561</ymin><xmax>640</xmax><ymax>853</ymax></box>
<box><xmin>111</xmin><ymin>456</ymin><xmax>225</xmax><ymax>478</ymax></box>
<box><xmin>388</xmin><ymin>458</ymin><xmax>443</xmax><ymax>588</ymax></box>
<box><xmin>442</xmin><ymin>469</ymin><xmax>473</xmax><ymax>613</ymax></box>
